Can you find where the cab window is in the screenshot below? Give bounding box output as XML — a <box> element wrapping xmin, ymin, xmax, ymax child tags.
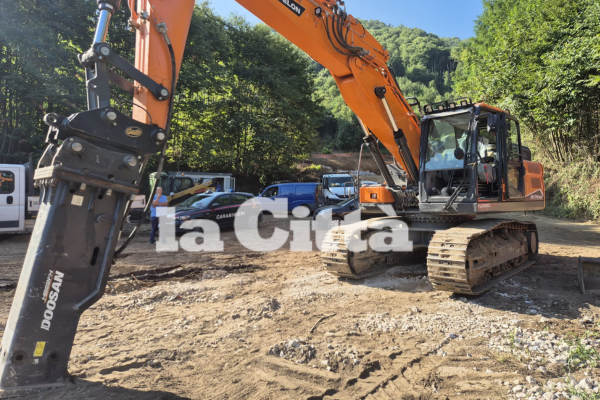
<box><xmin>173</xmin><ymin>178</ymin><xmax>194</xmax><ymax>193</ymax></box>
<box><xmin>477</xmin><ymin>118</ymin><xmax>498</xmax><ymax>161</ymax></box>
<box><xmin>0</xmin><ymin>171</ymin><xmax>15</xmax><ymax>194</ymax></box>
<box><xmin>506</xmin><ymin>119</ymin><xmax>521</xmax><ymax>162</ymax></box>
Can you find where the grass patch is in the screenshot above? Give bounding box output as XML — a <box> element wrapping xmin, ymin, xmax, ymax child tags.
<box><xmin>564</xmin><ymin>331</ymin><xmax>600</xmax><ymax>372</ymax></box>
<box><xmin>542</xmin><ymin>157</ymin><xmax>600</xmax><ymax>221</ymax></box>
<box><xmin>568</xmin><ymin>388</ymin><xmax>600</xmax><ymax>400</ymax></box>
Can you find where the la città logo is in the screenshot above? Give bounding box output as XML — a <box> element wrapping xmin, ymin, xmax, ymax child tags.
<box><xmin>41</xmin><ymin>270</ymin><xmax>64</xmax><ymax>331</ymax></box>
<box><xmin>279</xmin><ymin>0</ymin><xmax>305</xmax><ymax>17</ymax></box>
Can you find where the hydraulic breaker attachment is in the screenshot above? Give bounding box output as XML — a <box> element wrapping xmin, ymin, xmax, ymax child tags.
<box><xmin>0</xmin><ymin>130</ymin><xmax>154</xmax><ymax>388</ymax></box>
<box><xmin>0</xmin><ymin>0</ymin><xmax>195</xmax><ymax>389</ymax></box>
<box><xmin>0</xmin><ymin>109</ymin><xmax>163</xmax><ymax>388</ymax></box>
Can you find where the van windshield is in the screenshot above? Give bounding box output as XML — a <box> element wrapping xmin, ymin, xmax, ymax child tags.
<box><xmin>328</xmin><ymin>177</ymin><xmax>353</xmax><ymax>187</ymax></box>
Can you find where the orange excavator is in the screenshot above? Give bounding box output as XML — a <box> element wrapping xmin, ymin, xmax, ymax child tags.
<box><xmin>0</xmin><ymin>0</ymin><xmax>545</xmax><ymax>389</ymax></box>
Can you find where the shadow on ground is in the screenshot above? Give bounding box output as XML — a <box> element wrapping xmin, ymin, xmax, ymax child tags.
<box><xmin>0</xmin><ymin>379</ymin><xmax>190</xmax><ymax>400</ymax></box>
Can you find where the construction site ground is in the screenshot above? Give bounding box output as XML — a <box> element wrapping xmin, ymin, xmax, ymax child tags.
<box><xmin>0</xmin><ymin>212</ymin><xmax>599</xmax><ymax>400</ymax></box>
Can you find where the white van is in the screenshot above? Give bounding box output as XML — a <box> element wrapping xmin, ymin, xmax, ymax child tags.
<box><xmin>0</xmin><ymin>164</ymin><xmax>39</xmax><ymax>233</ymax></box>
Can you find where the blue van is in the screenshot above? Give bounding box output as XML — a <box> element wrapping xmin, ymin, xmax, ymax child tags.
<box><xmin>258</xmin><ymin>183</ymin><xmax>324</xmax><ymax>214</ymax></box>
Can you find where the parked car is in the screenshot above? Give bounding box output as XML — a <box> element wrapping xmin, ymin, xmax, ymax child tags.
<box><xmin>312</xmin><ymin>197</ymin><xmax>359</xmax><ymax>229</ymax></box>
<box><xmin>257</xmin><ymin>182</ymin><xmax>324</xmax><ymax>215</ymax></box>
<box><xmin>168</xmin><ymin>192</ymin><xmax>262</xmax><ymax>234</ymax></box>
<box><xmin>312</xmin><ymin>196</ymin><xmax>388</xmax><ymax>229</ymax></box>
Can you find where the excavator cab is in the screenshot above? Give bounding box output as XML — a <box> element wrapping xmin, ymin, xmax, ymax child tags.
<box><xmin>418</xmin><ymin>100</ymin><xmax>545</xmax><ymax>215</ymax></box>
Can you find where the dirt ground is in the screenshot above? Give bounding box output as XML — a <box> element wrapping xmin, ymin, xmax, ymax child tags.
<box><xmin>0</xmin><ymin>212</ymin><xmax>599</xmax><ymax>399</ymax></box>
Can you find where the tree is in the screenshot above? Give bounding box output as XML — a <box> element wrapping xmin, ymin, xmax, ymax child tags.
<box><xmin>167</xmin><ymin>5</ymin><xmax>323</xmax><ymax>183</ymax></box>
<box><xmin>0</xmin><ymin>0</ymin><xmax>95</xmax><ymax>163</ymax></box>
<box><xmin>453</xmin><ymin>0</ymin><xmax>600</xmax><ymax>162</ymax></box>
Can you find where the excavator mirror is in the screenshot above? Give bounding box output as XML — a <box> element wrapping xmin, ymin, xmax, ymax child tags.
<box><xmin>454</xmin><ymin>148</ymin><xmax>465</xmax><ymax>160</ymax></box>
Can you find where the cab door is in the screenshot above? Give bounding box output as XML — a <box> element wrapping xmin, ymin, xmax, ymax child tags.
<box><xmin>0</xmin><ymin>166</ymin><xmax>24</xmax><ymax>232</ymax></box>
<box><xmin>505</xmin><ymin>118</ymin><xmax>524</xmax><ymax>199</ymax></box>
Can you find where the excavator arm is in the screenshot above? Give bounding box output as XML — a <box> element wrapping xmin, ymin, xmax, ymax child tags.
<box><xmin>0</xmin><ymin>0</ymin><xmax>420</xmax><ymax>390</ymax></box>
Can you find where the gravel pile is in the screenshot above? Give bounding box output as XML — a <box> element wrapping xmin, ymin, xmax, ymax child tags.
<box><xmin>248</xmin><ymin>297</ymin><xmax>280</xmax><ymax>321</ymax></box>
<box><xmin>316</xmin><ymin>343</ymin><xmax>365</xmax><ymax>372</ymax></box>
<box><xmin>500</xmin><ymin>376</ymin><xmax>600</xmax><ymax>399</ymax></box>
<box><xmin>489</xmin><ymin>327</ymin><xmax>600</xmax><ymax>399</ymax></box>
<box><xmin>268</xmin><ymin>339</ymin><xmax>365</xmax><ymax>372</ymax></box>
<box><xmin>268</xmin><ymin>338</ymin><xmax>316</xmax><ymax>365</ymax></box>
<box><xmin>488</xmin><ymin>327</ymin><xmax>600</xmax><ymax>369</ymax></box>
<box><xmin>358</xmin><ymin>300</ymin><xmax>519</xmax><ymax>339</ymax></box>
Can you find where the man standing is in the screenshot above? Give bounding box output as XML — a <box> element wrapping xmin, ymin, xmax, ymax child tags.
<box><xmin>150</xmin><ymin>187</ymin><xmax>168</xmax><ymax>245</ymax></box>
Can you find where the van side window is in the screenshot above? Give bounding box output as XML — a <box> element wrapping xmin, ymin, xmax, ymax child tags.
<box><xmin>295</xmin><ymin>185</ymin><xmax>315</xmax><ymax>195</ymax></box>
<box><xmin>279</xmin><ymin>186</ymin><xmax>295</xmax><ymax>196</ymax></box>
<box><xmin>0</xmin><ymin>171</ymin><xmax>15</xmax><ymax>194</ymax></box>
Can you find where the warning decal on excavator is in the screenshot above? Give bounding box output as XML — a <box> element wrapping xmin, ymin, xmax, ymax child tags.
<box><xmin>33</xmin><ymin>342</ymin><xmax>46</xmax><ymax>357</ymax></box>
<box><xmin>278</xmin><ymin>0</ymin><xmax>305</xmax><ymax>17</ymax></box>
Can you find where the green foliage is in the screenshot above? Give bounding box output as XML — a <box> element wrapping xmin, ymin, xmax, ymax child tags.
<box><xmin>0</xmin><ymin>0</ymin><xmax>96</xmax><ymax>163</ymax></box>
<box><xmin>314</xmin><ymin>22</ymin><xmax>462</xmax><ymax>151</ymax></box>
<box><xmin>362</xmin><ymin>21</ymin><xmax>460</xmax><ymax>98</ymax></box>
<box><xmin>170</xmin><ymin>5</ymin><xmax>323</xmax><ymax>182</ymax></box>
<box><xmin>543</xmin><ymin>157</ymin><xmax>600</xmax><ymax>220</ymax></box>
<box><xmin>453</xmin><ymin>0</ymin><xmax>600</xmax><ymax>162</ymax></box>
<box><xmin>564</xmin><ymin>331</ymin><xmax>599</xmax><ymax>372</ymax></box>
<box><xmin>567</xmin><ymin>389</ymin><xmax>600</xmax><ymax>400</ymax></box>
<box><xmin>304</xmin><ymin>164</ymin><xmax>322</xmax><ymax>172</ymax></box>
<box><xmin>0</xmin><ymin>1</ymin><xmax>322</xmax><ymax>184</ymax></box>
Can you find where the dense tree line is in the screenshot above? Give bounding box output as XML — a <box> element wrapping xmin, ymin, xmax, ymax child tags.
<box><xmin>453</xmin><ymin>0</ymin><xmax>600</xmax><ymax>163</ymax></box>
<box><xmin>4</xmin><ymin>0</ymin><xmax>597</xmax><ymax>182</ymax></box>
<box><xmin>0</xmin><ymin>1</ymin><xmax>322</xmax><ymax>183</ymax></box>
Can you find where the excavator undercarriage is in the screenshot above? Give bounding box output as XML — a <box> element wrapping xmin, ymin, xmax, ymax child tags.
<box><xmin>322</xmin><ymin>217</ymin><xmax>539</xmax><ymax>295</ymax></box>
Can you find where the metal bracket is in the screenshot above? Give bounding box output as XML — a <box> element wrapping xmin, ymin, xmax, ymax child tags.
<box><xmin>79</xmin><ymin>43</ymin><xmax>169</xmax><ymax>105</ymax></box>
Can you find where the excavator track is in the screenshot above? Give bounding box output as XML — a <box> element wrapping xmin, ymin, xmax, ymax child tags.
<box><xmin>321</xmin><ymin>218</ymin><xmax>538</xmax><ymax>295</ymax></box>
<box><xmin>321</xmin><ymin>218</ymin><xmax>413</xmax><ymax>279</ymax></box>
<box><xmin>427</xmin><ymin>219</ymin><xmax>538</xmax><ymax>295</ymax></box>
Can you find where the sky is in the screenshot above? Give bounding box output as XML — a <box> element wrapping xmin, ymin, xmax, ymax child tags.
<box><xmin>208</xmin><ymin>0</ymin><xmax>483</xmax><ymax>40</ymax></box>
